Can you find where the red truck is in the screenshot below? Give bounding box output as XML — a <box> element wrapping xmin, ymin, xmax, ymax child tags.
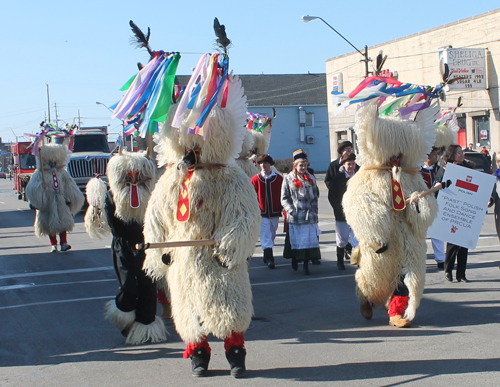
<box><xmin>10</xmin><ymin>142</ymin><xmax>37</xmax><ymax>202</ymax></box>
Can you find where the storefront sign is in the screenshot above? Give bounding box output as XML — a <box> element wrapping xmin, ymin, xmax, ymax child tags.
<box><xmin>438</xmin><ymin>48</ymin><xmax>487</xmax><ymax>91</ymax></box>
<box><xmin>332</xmin><ymin>73</ymin><xmax>343</xmax><ymax>93</ymax></box>
<box><xmin>428</xmin><ymin>163</ymin><xmax>495</xmax><ymax>249</ymax></box>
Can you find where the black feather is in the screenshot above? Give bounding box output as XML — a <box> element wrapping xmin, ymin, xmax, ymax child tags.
<box><xmin>213</xmin><ymin>18</ymin><xmax>231</xmax><ymax>54</ymax></box>
<box><xmin>376</xmin><ymin>51</ymin><xmax>383</xmax><ymax>71</ymax></box>
<box><xmin>443</xmin><ymin>63</ymin><xmax>450</xmax><ymax>82</ymax></box>
<box><xmin>129</xmin><ymin>20</ymin><xmax>154</xmax><ymax>57</ymax></box>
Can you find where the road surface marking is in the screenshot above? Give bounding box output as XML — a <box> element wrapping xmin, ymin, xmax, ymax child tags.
<box><xmin>0</xmin><ymin>266</ymin><xmax>114</xmax><ymax>280</ymax></box>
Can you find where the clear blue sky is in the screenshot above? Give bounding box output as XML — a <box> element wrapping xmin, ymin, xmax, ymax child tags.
<box><xmin>1</xmin><ymin>1</ymin><xmax>497</xmax><ymax>142</ymax></box>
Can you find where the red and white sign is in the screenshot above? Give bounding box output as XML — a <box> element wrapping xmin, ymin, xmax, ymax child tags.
<box><xmin>428</xmin><ymin>163</ymin><xmax>495</xmax><ymax>249</ymax></box>
<box><xmin>332</xmin><ymin>73</ymin><xmax>343</xmax><ymax>93</ymax></box>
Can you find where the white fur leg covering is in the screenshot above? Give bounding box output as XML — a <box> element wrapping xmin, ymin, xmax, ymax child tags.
<box><xmin>104</xmin><ymin>300</ymin><xmax>136</xmax><ymax>331</ymax></box>
<box><xmin>125</xmin><ymin>316</ymin><xmax>167</xmax><ymax>345</ymax></box>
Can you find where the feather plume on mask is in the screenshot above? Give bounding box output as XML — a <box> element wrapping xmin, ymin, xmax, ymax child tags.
<box><xmin>129</xmin><ymin>20</ymin><xmax>154</xmax><ymax>57</ymax></box>
<box><xmin>213</xmin><ymin>17</ymin><xmax>231</xmax><ymax>57</ymax></box>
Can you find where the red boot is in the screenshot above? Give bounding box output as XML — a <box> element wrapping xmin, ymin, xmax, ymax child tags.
<box><xmin>388</xmin><ymin>295</ymin><xmax>410</xmax><ymax>328</ymax></box>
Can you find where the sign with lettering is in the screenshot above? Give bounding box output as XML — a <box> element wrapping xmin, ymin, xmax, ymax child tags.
<box><xmin>438</xmin><ymin>48</ymin><xmax>487</xmax><ymax>91</ymax></box>
<box><xmin>332</xmin><ymin>73</ymin><xmax>343</xmax><ymax>93</ymax></box>
<box><xmin>428</xmin><ymin>163</ymin><xmax>495</xmax><ymax>249</ymax></box>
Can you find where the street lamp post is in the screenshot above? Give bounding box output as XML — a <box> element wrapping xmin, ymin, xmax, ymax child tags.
<box><xmin>302</xmin><ymin>15</ymin><xmax>370</xmax><ymax>77</ymax></box>
<box><xmin>96</xmin><ymin>101</ymin><xmax>130</xmax><ymax>151</ymax></box>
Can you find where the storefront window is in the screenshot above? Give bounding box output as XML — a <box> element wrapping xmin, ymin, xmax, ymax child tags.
<box><xmin>473</xmin><ymin>116</ymin><xmax>490</xmax><ymax>147</ymax></box>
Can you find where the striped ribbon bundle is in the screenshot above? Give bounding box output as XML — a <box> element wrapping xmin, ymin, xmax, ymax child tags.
<box><xmin>112</xmin><ymin>51</ymin><xmax>181</xmax><ymax>137</ymax></box>
<box><xmin>331</xmin><ymin>76</ymin><xmax>442</xmax><ymax>118</ymax></box>
<box><xmin>25</xmin><ymin>123</ymin><xmax>75</xmax><ymax>155</ymax></box>
<box><xmin>171</xmin><ymin>53</ymin><xmax>229</xmax><ymax>139</ymax></box>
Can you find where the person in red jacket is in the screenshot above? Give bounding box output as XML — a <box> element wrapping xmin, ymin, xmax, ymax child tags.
<box><xmin>251</xmin><ymin>154</ymin><xmax>283</xmax><ymax>269</ymax></box>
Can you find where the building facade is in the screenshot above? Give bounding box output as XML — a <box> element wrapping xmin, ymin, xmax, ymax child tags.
<box><xmin>325</xmin><ymin>8</ymin><xmax>500</xmax><ymax>157</ymax></box>
<box><xmin>177</xmin><ymin>73</ymin><xmax>330</xmax><ymax>172</ymax></box>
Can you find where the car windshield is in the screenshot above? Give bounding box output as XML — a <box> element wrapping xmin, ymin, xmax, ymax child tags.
<box><xmin>73</xmin><ymin>135</ymin><xmax>109</xmax><ymax>153</ymax></box>
<box><xmin>464</xmin><ymin>152</ymin><xmax>491</xmax><ymax>173</ymax></box>
<box><xmin>20</xmin><ymin>154</ymin><xmax>37</xmax><ymax>169</ymax></box>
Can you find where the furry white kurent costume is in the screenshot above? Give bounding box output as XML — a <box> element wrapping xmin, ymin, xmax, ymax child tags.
<box><xmin>84</xmin><ymin>150</ymin><xmax>166</xmax><ymax>345</ymax></box>
<box><xmin>236</xmin><ymin>130</ymin><xmax>259</xmax><ymax>178</ymax></box>
<box><xmin>343</xmin><ymin>100</ymin><xmax>439</xmax><ymax>328</ymax></box>
<box><xmin>143</xmin><ymin>71</ymin><xmax>260</xmax><ymax>377</ymax></box>
<box><xmin>249</xmin><ymin>114</ymin><xmax>272</xmax><ymax>156</ymax></box>
<box><xmin>26</xmin><ymin>143</ymin><xmax>84</xmax><ymax>251</ymax></box>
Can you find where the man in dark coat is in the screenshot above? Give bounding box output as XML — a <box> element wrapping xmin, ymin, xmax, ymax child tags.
<box><xmin>325</xmin><ymin>141</ymin><xmax>359</xmax><ymax>261</ymax></box>
<box><xmin>328</xmin><ymin>152</ymin><xmax>359</xmax><ymax>270</ymax></box>
<box><xmin>324</xmin><ymin>141</ymin><xmax>354</xmax><ymax>189</ymax></box>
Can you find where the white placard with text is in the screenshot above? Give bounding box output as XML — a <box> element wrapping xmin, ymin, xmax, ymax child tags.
<box><xmin>428</xmin><ymin>163</ymin><xmax>495</xmax><ymax>249</ymax></box>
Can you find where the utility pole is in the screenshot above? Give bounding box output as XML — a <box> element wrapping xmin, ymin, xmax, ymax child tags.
<box><xmin>54</xmin><ymin>103</ymin><xmax>59</xmax><ymax>127</ymax></box>
<box><xmin>46</xmin><ymin>83</ymin><xmax>51</xmax><ymax>123</ymax></box>
<box><xmin>363</xmin><ymin>46</ymin><xmax>370</xmax><ymax>78</ymax></box>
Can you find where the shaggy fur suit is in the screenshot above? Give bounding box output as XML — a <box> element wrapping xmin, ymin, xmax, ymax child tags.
<box><xmin>26</xmin><ymin>144</ymin><xmax>84</xmax><ymax>238</ymax></box>
<box><xmin>84</xmin><ymin>150</ymin><xmax>166</xmax><ymax>345</ymax></box>
<box><xmin>343</xmin><ymin>100</ymin><xmax>438</xmax><ymax>324</ymax></box>
<box><xmin>142</xmin><ymin>74</ymin><xmax>261</xmax><ymax>349</ymax></box>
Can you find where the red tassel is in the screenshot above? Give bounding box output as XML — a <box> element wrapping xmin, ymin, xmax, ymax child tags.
<box><xmin>224</xmin><ymin>331</ymin><xmax>245</xmax><ymax>353</ymax></box>
<box><xmin>130</xmin><ymin>184</ymin><xmax>140</xmax><ymax>208</ymax></box>
<box><xmin>388</xmin><ymin>295</ymin><xmax>409</xmax><ymax>317</ymax></box>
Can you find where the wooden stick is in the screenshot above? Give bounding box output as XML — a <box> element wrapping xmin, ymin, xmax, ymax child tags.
<box><xmin>38</xmin><ymin>147</ymin><xmax>46</xmax><ymax>187</ymax></box>
<box><xmin>405</xmin><ymin>180</ymin><xmax>452</xmax><ymax>203</ymax></box>
<box><xmin>136</xmin><ymin>239</ymin><xmax>216</xmax><ymax>250</ymax></box>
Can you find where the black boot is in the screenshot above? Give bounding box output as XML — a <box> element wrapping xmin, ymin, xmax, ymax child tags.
<box><xmin>291</xmin><ymin>257</ymin><xmax>298</xmax><ymax>271</ymax></box>
<box><xmin>262</xmin><ymin>249</ymin><xmax>268</xmax><ymax>265</ymax></box>
<box><xmin>226</xmin><ymin>345</ymin><xmax>246</xmax><ymax>378</ymax></box>
<box><xmin>190</xmin><ymin>347</ymin><xmax>211</xmax><ymax>377</ymax></box>
<box><xmin>345</xmin><ymin>243</ymin><xmax>352</xmax><ymax>261</ymax></box>
<box><xmin>264</xmin><ymin>248</ymin><xmax>275</xmax><ymax>269</ymax></box>
<box><xmin>303</xmin><ymin>260</ymin><xmax>310</xmax><ymax>275</ymax></box>
<box><xmin>337</xmin><ymin>247</ymin><xmax>346</xmax><ymax>270</ymax></box>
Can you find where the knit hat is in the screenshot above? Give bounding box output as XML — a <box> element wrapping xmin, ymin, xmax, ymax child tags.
<box><xmin>293</xmin><ymin>149</ymin><xmax>308</xmax><ymax>163</ymax></box>
<box><xmin>341</xmin><ymin>152</ymin><xmax>356</xmax><ymax>165</ymax></box>
<box><xmin>337</xmin><ymin>141</ymin><xmax>353</xmax><ymax>154</ymax></box>
<box><xmin>255</xmin><ymin>154</ymin><xmax>275</xmax><ymax>165</ymax></box>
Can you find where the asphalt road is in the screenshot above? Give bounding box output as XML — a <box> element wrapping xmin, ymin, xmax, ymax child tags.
<box><xmin>1</xmin><ymin>176</ymin><xmax>500</xmax><ymax>387</ymax></box>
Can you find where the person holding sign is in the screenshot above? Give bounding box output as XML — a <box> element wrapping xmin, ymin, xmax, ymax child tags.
<box><xmin>421</xmin><ymin>147</ymin><xmax>446</xmax><ymax>269</ymax></box>
<box><xmin>435</xmin><ymin>145</ymin><xmax>475</xmax><ymax>282</ymax></box>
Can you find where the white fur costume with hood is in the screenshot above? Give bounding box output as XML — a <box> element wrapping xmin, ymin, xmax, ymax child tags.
<box><xmin>236</xmin><ymin>130</ymin><xmax>259</xmax><ymax>178</ymax></box>
<box><xmin>235</xmin><ymin>121</ymin><xmax>273</xmax><ymax>178</ymax></box>
<box><xmin>143</xmin><ymin>73</ymin><xmax>261</xmax><ymax>344</ymax></box>
<box><xmin>84</xmin><ymin>150</ymin><xmax>166</xmax><ymax>345</ymax></box>
<box><xmin>26</xmin><ymin>143</ymin><xmax>84</xmax><ymax>237</ymax></box>
<box><xmin>343</xmin><ymin>100</ymin><xmax>439</xmax><ymax>322</ymax></box>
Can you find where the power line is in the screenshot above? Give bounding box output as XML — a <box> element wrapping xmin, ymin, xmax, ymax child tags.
<box><xmin>245</xmin><ymin>75</ymin><xmax>325</xmax><ymax>95</ymax></box>
<box><xmin>247</xmin><ymin>86</ymin><xmax>327</xmax><ymax>104</ymax></box>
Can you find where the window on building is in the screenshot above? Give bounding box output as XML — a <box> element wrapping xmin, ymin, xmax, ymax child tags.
<box><xmin>473</xmin><ymin>116</ymin><xmax>489</xmax><ymax>147</ymax></box>
<box><xmin>305</xmin><ymin>112</ymin><xmax>314</xmax><ymax>127</ymax></box>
